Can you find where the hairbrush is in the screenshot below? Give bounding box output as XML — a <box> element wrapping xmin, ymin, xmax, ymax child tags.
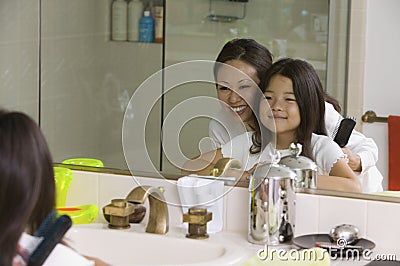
<box><xmin>333</xmin><ymin>118</ymin><xmax>356</xmax><ymax>148</ymax></box>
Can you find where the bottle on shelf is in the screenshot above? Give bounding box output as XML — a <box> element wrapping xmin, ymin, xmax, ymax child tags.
<box><xmin>154</xmin><ymin>5</ymin><xmax>163</xmax><ymax>43</ymax></box>
<box><xmin>111</xmin><ymin>0</ymin><xmax>128</xmax><ymax>41</ymax></box>
<box><xmin>127</xmin><ymin>0</ymin><xmax>144</xmax><ymax>42</ymax></box>
<box><xmin>139</xmin><ymin>10</ymin><xmax>154</xmax><ymax>43</ymax></box>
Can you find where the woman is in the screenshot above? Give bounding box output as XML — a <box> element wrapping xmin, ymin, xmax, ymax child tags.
<box><xmin>0</xmin><ymin>110</ymin><xmax>108</xmax><ymax>266</ymax></box>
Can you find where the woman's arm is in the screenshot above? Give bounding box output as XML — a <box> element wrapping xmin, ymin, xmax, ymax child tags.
<box><xmin>317</xmin><ymin>158</ymin><xmax>362</xmax><ymax>193</ymax></box>
<box><xmin>345</xmin><ymin>131</ymin><xmax>379</xmax><ymax>173</ymax></box>
<box><xmin>181</xmin><ymin>149</ymin><xmax>224</xmax><ymax>176</ymax></box>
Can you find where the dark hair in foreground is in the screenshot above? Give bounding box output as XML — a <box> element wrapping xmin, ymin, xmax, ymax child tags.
<box><xmin>0</xmin><ymin>110</ymin><xmax>55</xmax><ymax>266</ymax></box>
<box><xmin>252</xmin><ymin>58</ymin><xmax>328</xmax><ymax>160</ymax></box>
<box><xmin>214</xmin><ymin>38</ymin><xmax>273</xmax><ymax>84</ymax></box>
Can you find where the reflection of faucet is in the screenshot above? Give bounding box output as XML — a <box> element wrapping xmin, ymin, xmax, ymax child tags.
<box><xmin>126</xmin><ymin>186</ymin><xmax>169</xmax><ymax>234</ymax></box>
<box><xmin>210</xmin><ymin>158</ymin><xmax>242</xmax><ymax>177</ymax></box>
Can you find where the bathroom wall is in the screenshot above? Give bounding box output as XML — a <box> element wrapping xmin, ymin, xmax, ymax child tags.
<box><xmin>0</xmin><ymin>0</ymin><xmax>39</xmax><ymax>119</ymax></box>
<box><xmin>347</xmin><ymin>0</ymin><xmax>400</xmax><ymax>190</ymax></box>
<box><xmin>362</xmin><ymin>0</ymin><xmax>400</xmax><ymax>190</ymax></box>
<box><xmin>40</xmin><ymin>0</ymin><xmax>163</xmax><ymax>169</ymax></box>
<box><xmin>0</xmin><ymin>0</ymin><xmax>163</xmax><ymax>169</ymax></box>
<box><xmin>162</xmin><ymin>0</ymin><xmax>346</xmax><ymax>173</ymax></box>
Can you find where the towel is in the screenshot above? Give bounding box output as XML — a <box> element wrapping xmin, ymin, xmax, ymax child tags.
<box><xmin>17</xmin><ymin>232</ymin><xmax>95</xmax><ymax>266</ymax></box>
<box><xmin>388</xmin><ymin>115</ymin><xmax>400</xmax><ymax>190</ymax></box>
<box><xmin>177</xmin><ymin>176</ymin><xmax>225</xmax><ymax>233</ymax></box>
<box><xmin>240</xmin><ymin>247</ymin><xmax>330</xmax><ymax>266</ymax></box>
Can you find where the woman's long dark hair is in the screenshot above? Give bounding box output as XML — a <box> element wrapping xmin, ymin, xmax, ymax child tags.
<box><xmin>0</xmin><ymin>110</ymin><xmax>55</xmax><ymax>266</ymax></box>
<box><xmin>252</xmin><ymin>58</ymin><xmax>327</xmax><ymax>160</ymax></box>
<box><xmin>214</xmin><ymin>38</ymin><xmax>273</xmax><ymax>82</ymax></box>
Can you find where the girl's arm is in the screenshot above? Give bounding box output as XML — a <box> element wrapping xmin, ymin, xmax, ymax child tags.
<box><xmin>181</xmin><ymin>149</ymin><xmax>224</xmax><ymax>176</ymax></box>
<box><xmin>317</xmin><ymin>158</ymin><xmax>362</xmax><ymax>193</ymax></box>
<box><xmin>181</xmin><ymin>149</ymin><xmax>250</xmax><ymax>181</ymax></box>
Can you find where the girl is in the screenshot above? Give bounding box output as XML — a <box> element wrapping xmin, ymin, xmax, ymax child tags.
<box><xmin>0</xmin><ymin>110</ymin><xmax>108</xmax><ymax>266</ymax></box>
<box><xmin>227</xmin><ymin>58</ymin><xmax>361</xmax><ymax>192</ymax></box>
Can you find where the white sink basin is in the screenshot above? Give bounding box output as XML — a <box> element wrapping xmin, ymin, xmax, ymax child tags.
<box><xmin>65</xmin><ymin>224</ymin><xmax>255</xmax><ymax>266</ymax></box>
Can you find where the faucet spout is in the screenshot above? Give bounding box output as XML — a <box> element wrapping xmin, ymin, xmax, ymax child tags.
<box><xmin>126</xmin><ymin>186</ymin><xmax>169</xmax><ymax>234</ymax></box>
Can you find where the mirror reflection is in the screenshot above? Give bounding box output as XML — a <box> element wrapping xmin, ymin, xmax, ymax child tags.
<box><xmin>2</xmin><ymin>0</ymin><xmax>397</xmax><ymax>200</ymax></box>
<box><xmin>182</xmin><ymin>56</ymin><xmax>374</xmax><ymax>194</ymax></box>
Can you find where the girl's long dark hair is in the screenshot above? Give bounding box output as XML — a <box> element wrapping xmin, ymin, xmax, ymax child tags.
<box><xmin>0</xmin><ymin>110</ymin><xmax>55</xmax><ymax>266</ymax></box>
<box><xmin>252</xmin><ymin>58</ymin><xmax>327</xmax><ymax>160</ymax></box>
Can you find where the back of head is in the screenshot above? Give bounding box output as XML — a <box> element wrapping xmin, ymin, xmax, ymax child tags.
<box><xmin>214</xmin><ymin>38</ymin><xmax>273</xmax><ymax>83</ymax></box>
<box><xmin>0</xmin><ymin>110</ymin><xmax>55</xmax><ymax>265</ymax></box>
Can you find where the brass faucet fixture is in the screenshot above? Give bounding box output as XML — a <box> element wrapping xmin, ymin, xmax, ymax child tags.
<box><xmin>126</xmin><ymin>186</ymin><xmax>169</xmax><ymax>234</ymax></box>
<box><xmin>183</xmin><ymin>207</ymin><xmax>212</xmax><ymax>239</ymax></box>
<box><xmin>210</xmin><ymin>158</ymin><xmax>242</xmax><ymax>177</ymax></box>
<box><xmin>103</xmin><ymin>199</ymin><xmax>135</xmax><ymax>229</ymax></box>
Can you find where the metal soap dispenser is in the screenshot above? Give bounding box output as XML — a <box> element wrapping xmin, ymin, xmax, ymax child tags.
<box><xmin>248</xmin><ymin>152</ymin><xmax>297</xmax><ymax>246</ymax></box>
<box><xmin>279</xmin><ymin>143</ymin><xmax>317</xmax><ymax>189</ymax></box>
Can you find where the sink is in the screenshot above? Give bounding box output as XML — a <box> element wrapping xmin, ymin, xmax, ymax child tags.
<box><xmin>65</xmin><ymin>224</ymin><xmax>255</xmax><ymax>266</ymax></box>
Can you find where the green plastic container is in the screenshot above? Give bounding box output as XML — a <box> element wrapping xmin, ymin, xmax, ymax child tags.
<box><xmin>54</xmin><ymin>166</ymin><xmax>73</xmax><ymax>208</ymax></box>
<box><xmin>57</xmin><ymin>204</ymin><xmax>99</xmax><ymax>225</ymax></box>
<box><xmin>54</xmin><ymin>165</ymin><xmax>99</xmax><ymax>224</ymax></box>
<box><xmin>62</xmin><ymin>158</ymin><xmax>104</xmax><ymax>168</ymax></box>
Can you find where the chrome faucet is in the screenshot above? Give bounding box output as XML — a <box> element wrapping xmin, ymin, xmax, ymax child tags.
<box><xmin>126</xmin><ymin>186</ymin><xmax>169</xmax><ymax>234</ymax></box>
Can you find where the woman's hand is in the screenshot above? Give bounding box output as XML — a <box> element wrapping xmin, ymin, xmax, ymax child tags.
<box><xmin>341</xmin><ymin>147</ymin><xmax>362</xmax><ymax>172</ymax></box>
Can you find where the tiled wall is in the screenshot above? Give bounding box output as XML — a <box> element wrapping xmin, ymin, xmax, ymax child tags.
<box><xmin>40</xmin><ymin>0</ymin><xmax>163</xmax><ymax>170</ymax></box>
<box><xmin>0</xmin><ymin>0</ymin><xmax>39</xmax><ymax>119</ymax></box>
<box><xmin>67</xmin><ymin>171</ymin><xmax>400</xmax><ymax>258</ymax></box>
<box><xmin>346</xmin><ymin>0</ymin><xmax>367</xmax><ymax>131</ymax></box>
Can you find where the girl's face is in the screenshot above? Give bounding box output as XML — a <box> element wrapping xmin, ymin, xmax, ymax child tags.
<box><xmin>216</xmin><ymin>59</ymin><xmax>260</xmax><ymax>124</ymax></box>
<box><xmin>259</xmin><ymin>74</ymin><xmax>300</xmax><ymax>137</ymax></box>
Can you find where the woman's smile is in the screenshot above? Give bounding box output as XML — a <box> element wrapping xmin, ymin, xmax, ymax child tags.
<box><xmin>230</xmin><ymin>105</ymin><xmax>247</xmax><ymax>116</ymax></box>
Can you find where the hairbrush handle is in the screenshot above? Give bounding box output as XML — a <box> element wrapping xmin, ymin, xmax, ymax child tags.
<box><xmin>34</xmin><ymin>211</ymin><xmax>57</xmax><ymax>237</ymax></box>
<box><xmin>333</xmin><ymin>118</ymin><xmax>356</xmax><ymax>148</ymax></box>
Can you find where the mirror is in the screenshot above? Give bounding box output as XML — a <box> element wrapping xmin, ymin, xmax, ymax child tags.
<box><xmin>2</xmin><ymin>0</ymin><xmax>395</xmax><ymax>201</ymax></box>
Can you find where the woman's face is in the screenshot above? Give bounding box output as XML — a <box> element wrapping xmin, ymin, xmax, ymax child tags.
<box><xmin>259</xmin><ymin>74</ymin><xmax>300</xmax><ymax>137</ymax></box>
<box><xmin>216</xmin><ymin>59</ymin><xmax>260</xmax><ymax>124</ymax></box>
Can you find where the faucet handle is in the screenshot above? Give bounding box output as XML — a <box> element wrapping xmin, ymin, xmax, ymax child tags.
<box><xmin>183</xmin><ymin>207</ymin><xmax>212</xmax><ymax>239</ymax></box>
<box><xmin>103</xmin><ymin>199</ymin><xmax>135</xmax><ymax>229</ymax></box>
